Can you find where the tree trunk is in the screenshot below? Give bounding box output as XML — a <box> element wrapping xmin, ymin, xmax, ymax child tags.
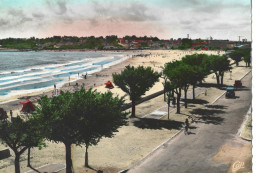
<box><xmin>85</xmin><ymin>146</ymin><xmax>89</xmax><ymax>167</ymax></box>
<box><xmin>15</xmin><ymin>154</ymin><xmax>20</xmax><ymax>173</ymax></box>
<box><xmin>184</xmin><ymin>88</ymin><xmax>188</xmax><ymax>108</ymax></box>
<box><xmin>176</xmin><ymin>88</ymin><xmax>181</xmax><ymax>114</ymax></box>
<box><xmin>65</xmin><ymin>143</ymin><xmax>73</xmax><ymax>173</ymax></box>
<box><xmin>27</xmin><ymin>147</ymin><xmax>31</xmax><ymax>167</ymax></box>
<box><xmin>221</xmin><ymin>72</ymin><xmax>224</xmax><ymax>85</ymax></box>
<box><xmin>192</xmin><ymin>85</ymin><xmax>195</xmax><ymax>100</ymax></box>
<box><xmin>215</xmin><ymin>73</ymin><xmax>220</xmax><ymax>86</ymax></box>
<box><xmin>163</xmin><ymin>87</ymin><xmax>166</xmax><ymax>102</ymax></box>
<box><xmin>236</xmin><ymin>61</ymin><xmax>239</xmax><ymax>67</ymax></box>
<box><xmin>131</xmin><ymin>101</ymin><xmax>136</xmax><ymax>117</ymax></box>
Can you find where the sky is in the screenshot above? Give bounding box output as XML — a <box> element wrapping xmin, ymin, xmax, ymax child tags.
<box><xmin>0</xmin><ymin>0</ymin><xmax>252</xmax><ymax>41</ymax></box>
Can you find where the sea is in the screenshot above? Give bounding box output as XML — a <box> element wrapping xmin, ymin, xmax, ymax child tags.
<box><xmin>0</xmin><ymin>51</ymin><xmax>135</xmax><ymax>100</ymax></box>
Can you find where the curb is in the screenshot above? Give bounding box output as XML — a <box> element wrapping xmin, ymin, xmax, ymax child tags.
<box><xmin>239</xmin><ymin>70</ymin><xmax>251</xmax><ymax>81</ymax></box>
<box><xmin>237</xmin><ymin>106</ymin><xmax>252</xmax><ymax>141</ymax></box>
<box><xmin>210</xmin><ymin>70</ymin><xmax>251</xmax><ymax>105</ymax></box>
<box><xmin>211</xmin><ymin>91</ymin><xmax>226</xmax><ymax>104</ymax></box>
<box><xmin>118</xmin><ymin>70</ymin><xmax>252</xmax><ymax>173</ymax></box>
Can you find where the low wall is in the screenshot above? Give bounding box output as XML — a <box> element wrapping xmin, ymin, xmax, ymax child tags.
<box><xmin>0</xmin><ymin>148</ymin><xmax>10</xmax><ymax>160</ymax></box>
<box><xmin>122</xmin><ymin>90</ymin><xmax>164</xmax><ymax>111</ymax></box>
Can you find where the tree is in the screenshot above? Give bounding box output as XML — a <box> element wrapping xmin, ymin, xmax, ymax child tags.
<box><xmin>74</xmin><ymin>89</ymin><xmax>128</xmax><ymax>167</ymax></box>
<box><xmin>205</xmin><ymin>55</ymin><xmax>231</xmax><ymax>86</ymax></box>
<box><xmin>0</xmin><ymin>116</ymin><xmax>44</xmax><ymax>173</ymax></box>
<box><xmin>164</xmin><ymin>61</ymin><xmax>186</xmax><ymax>113</ymax></box>
<box><xmin>35</xmin><ymin>89</ymin><xmax>128</xmax><ymax>172</ymax></box>
<box><xmin>228</xmin><ymin>50</ymin><xmax>243</xmax><ymax>66</ymax></box>
<box><xmin>241</xmin><ymin>48</ymin><xmax>251</xmax><ymax>67</ymax></box>
<box><xmin>113</xmin><ymin>65</ymin><xmax>160</xmax><ymax>117</ymax></box>
<box><xmin>181</xmin><ymin>54</ymin><xmax>208</xmax><ymax>99</ymax></box>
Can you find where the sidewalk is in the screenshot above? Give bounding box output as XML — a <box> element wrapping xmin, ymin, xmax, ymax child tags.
<box><xmin>142</xmin><ymin>86</ymin><xmax>208</xmax><ymax>119</ymax></box>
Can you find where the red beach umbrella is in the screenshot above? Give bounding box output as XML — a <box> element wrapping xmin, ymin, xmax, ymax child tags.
<box><xmin>105</xmin><ymin>81</ymin><xmax>114</xmax><ymax>89</ymax></box>
<box><xmin>20</xmin><ymin>99</ymin><xmax>35</xmax><ymax>112</ymax></box>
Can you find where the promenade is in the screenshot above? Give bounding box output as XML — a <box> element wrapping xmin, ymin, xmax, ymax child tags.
<box><xmin>127</xmin><ymin>72</ymin><xmax>252</xmax><ymax>173</ymax></box>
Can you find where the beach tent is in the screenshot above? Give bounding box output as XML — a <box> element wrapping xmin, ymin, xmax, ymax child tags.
<box><xmin>105</xmin><ymin>81</ymin><xmax>114</xmax><ymax>89</ymax></box>
<box><xmin>20</xmin><ymin>99</ymin><xmax>35</xmax><ymax>113</ymax></box>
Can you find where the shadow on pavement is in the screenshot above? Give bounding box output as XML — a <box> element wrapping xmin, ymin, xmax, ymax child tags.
<box><xmin>86</xmin><ymin>165</ymin><xmax>98</xmax><ymax>172</ymax></box>
<box><xmin>28</xmin><ymin>165</ymin><xmax>40</xmax><ymax>173</ymax></box>
<box><xmin>187</xmin><ymin>132</ymin><xmax>196</xmax><ymax>135</ymax></box>
<box><xmin>198</xmin><ymin>83</ymin><xmax>228</xmax><ymax>90</ymax></box>
<box><xmin>133</xmin><ymin>118</ymin><xmax>183</xmax><ymax>130</ymax></box>
<box><xmin>190</xmin><ymin>108</ymin><xmax>225</xmax><ymax>125</ymax></box>
<box><xmin>189</xmin><ymin>126</ymin><xmax>197</xmax><ymax>129</ymax></box>
<box><xmin>185</xmin><ymin>99</ymin><xmax>209</xmax><ymax>105</ymax></box>
<box><xmin>206</xmin><ymin>105</ymin><xmax>228</xmax><ymax>109</ymax></box>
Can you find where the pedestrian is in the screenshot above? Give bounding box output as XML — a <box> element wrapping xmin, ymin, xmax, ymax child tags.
<box><xmin>184</xmin><ymin>118</ymin><xmax>189</xmax><ymax>135</ymax></box>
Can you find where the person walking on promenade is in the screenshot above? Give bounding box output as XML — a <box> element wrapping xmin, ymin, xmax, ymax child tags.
<box><xmin>184</xmin><ymin>118</ymin><xmax>189</xmax><ymax>135</ymax></box>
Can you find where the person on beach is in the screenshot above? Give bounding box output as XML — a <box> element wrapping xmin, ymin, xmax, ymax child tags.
<box><xmin>185</xmin><ymin>118</ymin><xmax>189</xmax><ymax>135</ymax></box>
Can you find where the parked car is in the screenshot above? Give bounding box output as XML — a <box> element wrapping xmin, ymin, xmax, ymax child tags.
<box><xmin>234</xmin><ymin>80</ymin><xmax>242</xmax><ymax>88</ymax></box>
<box><xmin>225</xmin><ymin>86</ymin><xmax>235</xmax><ymax>98</ymax></box>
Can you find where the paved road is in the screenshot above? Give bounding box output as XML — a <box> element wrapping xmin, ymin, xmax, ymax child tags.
<box><xmin>127</xmin><ymin>72</ymin><xmax>252</xmax><ymax>173</ymax></box>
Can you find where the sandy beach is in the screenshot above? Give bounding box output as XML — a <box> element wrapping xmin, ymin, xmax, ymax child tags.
<box><xmin>0</xmin><ymin>50</ymin><xmax>252</xmax><ymax>173</ymax></box>
<box><xmin>0</xmin><ymin>50</ymin><xmax>224</xmax><ymax>114</ymax></box>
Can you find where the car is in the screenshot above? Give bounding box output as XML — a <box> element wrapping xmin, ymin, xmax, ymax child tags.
<box><xmin>234</xmin><ymin>80</ymin><xmax>242</xmax><ymax>88</ymax></box>
<box><xmin>225</xmin><ymin>86</ymin><xmax>235</xmax><ymax>98</ymax></box>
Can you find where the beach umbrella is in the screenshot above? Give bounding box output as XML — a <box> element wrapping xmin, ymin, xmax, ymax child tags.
<box><xmin>105</xmin><ymin>81</ymin><xmax>114</xmax><ymax>89</ymax></box>
<box><xmin>20</xmin><ymin>99</ymin><xmax>35</xmax><ymax>113</ymax></box>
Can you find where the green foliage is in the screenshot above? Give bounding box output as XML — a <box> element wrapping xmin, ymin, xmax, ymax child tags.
<box><xmin>141</xmin><ymin>42</ymin><xmax>149</xmax><ymax>47</ymax></box>
<box><xmin>179</xmin><ymin>38</ymin><xmax>192</xmax><ymax>49</ymax></box>
<box><xmin>44</xmin><ymin>45</ymin><xmax>55</xmax><ymax>49</ymax></box>
<box><xmin>204</xmin><ymin>55</ymin><xmax>231</xmax><ymax>85</ymax></box>
<box><xmin>35</xmin><ymin>88</ymin><xmax>128</xmax><ymax>170</ymax></box>
<box><xmin>122</xmin><ymin>35</ymin><xmax>159</xmax><ymax>41</ymax></box>
<box><xmin>0</xmin><ymin>38</ymin><xmax>38</xmax><ymax>50</ymax></box>
<box><xmin>160</xmin><ymin>44</ymin><xmax>165</xmax><ymax>47</ymax></box>
<box><xmin>207</xmin><ymin>55</ymin><xmax>231</xmax><ymax>73</ymax></box>
<box><xmin>164</xmin><ymin>61</ymin><xmax>192</xmax><ymax>89</ymax></box>
<box><xmin>241</xmin><ymin>48</ymin><xmax>251</xmax><ymax>66</ymax></box>
<box><xmin>113</xmin><ymin>65</ymin><xmax>160</xmax><ymax>102</ymax></box>
<box><xmin>106</xmin><ymin>35</ymin><xmax>118</xmax><ymax>44</ymax></box>
<box><xmin>209</xmin><ymin>46</ymin><xmax>217</xmax><ymax>50</ymax></box>
<box><xmin>228</xmin><ymin>50</ymin><xmax>244</xmax><ymax>66</ymax></box>
<box><xmin>113</xmin><ymin>65</ymin><xmax>160</xmax><ymax>116</ymax></box>
<box><xmin>0</xmin><ymin>115</ymin><xmax>45</xmax><ymax>173</ymax></box>
<box><xmin>182</xmin><ymin>56</ymin><xmax>206</xmax><ymax>85</ymax></box>
<box><xmin>229</xmin><ymin>48</ymin><xmax>251</xmax><ymax>67</ymax></box>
